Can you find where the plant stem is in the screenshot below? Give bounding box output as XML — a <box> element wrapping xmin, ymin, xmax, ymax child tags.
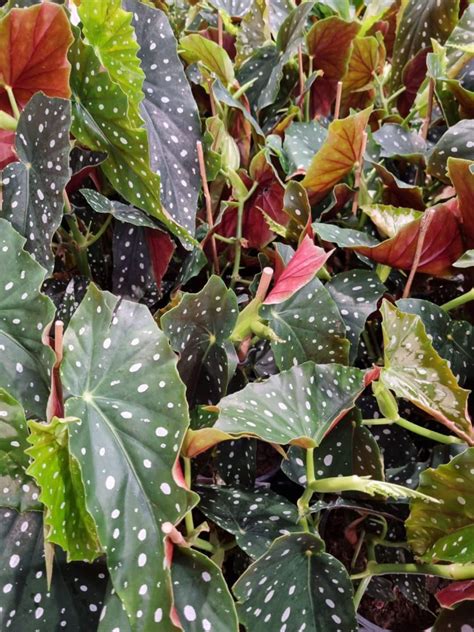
<box><xmin>351</xmin><ymin>562</ymin><xmax>474</xmax><ymax>581</ymax></box>
<box><xmin>192</xmin><ymin>537</ymin><xmax>215</xmax><ymax>554</ymax></box>
<box><xmin>84</xmin><ymin>214</ymin><xmax>112</xmax><ymax>248</ymax></box>
<box><xmin>334</xmin><ymin>81</ymin><xmax>343</xmax><ymax>120</ymax></box>
<box><xmin>197</xmin><ymin>141</ymin><xmax>220</xmax><ymax>273</ymax></box>
<box><xmin>5</xmin><ymin>85</ymin><xmax>20</xmax><ymax>120</ymax></box>
<box><xmin>183</xmin><ymin>457</ymin><xmax>195</xmax><ymax>536</ymax></box>
<box><xmin>230</xmin><ymin>181</ymin><xmax>257</xmax><ymax>288</ymax></box>
<box><xmin>297</xmin><ymin>448</ymin><xmax>315</xmax><ymax>531</ymax></box>
<box><xmin>362</xmin><ymin>417</ymin><xmax>465</xmax><ymax>445</ymax></box>
<box><xmin>353</xmin><ymin>576</ymin><xmax>371</xmax><ymax>610</ymax></box>
<box><xmin>66</xmin><ymin>215</ymin><xmax>92</xmax><ymax>278</ymax></box>
<box><xmin>403</xmin><ymin>208</ymin><xmax>434</xmax><ymax>298</ymax></box>
<box><xmin>305</xmin><ymin>55</ymin><xmax>313</xmax><ymax>122</ymax></box>
<box><xmin>441</xmin><ymin>288</ymin><xmax>474</xmax><ymax>312</ymax></box>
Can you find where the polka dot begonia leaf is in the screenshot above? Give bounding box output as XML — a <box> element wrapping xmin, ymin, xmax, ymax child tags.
<box><xmin>195</xmin><ymin>484</ymin><xmax>300</xmax><ymax>559</ymax></box>
<box><xmin>208</xmin><ymin>0</ymin><xmax>252</xmax><ymax>18</ymax></box>
<box><xmin>0</xmin><ymin>509</ymin><xmax>108</xmax><ymax>630</ymax></box>
<box><xmin>302</xmin><ymin>107</ymin><xmax>372</xmax><ymax>200</ymax></box>
<box><xmin>68</xmin><ymin>34</ymin><xmax>195</xmax><ymax>248</ymax></box>
<box><xmin>0</xmin><ymin>219</ymin><xmax>56</xmax><ymax>419</ymax></box>
<box><xmin>341</xmin><ymin>35</ymin><xmax>385</xmax><ymax>113</ymax></box>
<box><xmin>214</xmin><ymin>438</ymin><xmax>256</xmax><ymax>488</ymax></box>
<box><xmin>60</xmin><ymin>283</ymin><xmax>198</xmax><ymax>630</ymax></box>
<box><xmin>0</xmin><ymin>3</ymin><xmax>73</xmax><ymax>113</ymax></box>
<box><xmin>233</xmin><ymin>531</ymin><xmax>358</xmax><ymax>632</ymax></box>
<box><xmin>180</xmin><ymin>34</ymin><xmax>236</xmax><ymax>88</ymax></box>
<box><xmin>214</xmin><ymin>361</ymin><xmax>368</xmax><ymax>448</ymax></box>
<box><xmin>361</xmin><ymin>204</ymin><xmax>424</xmax><ymax>238</ymax></box>
<box><xmin>446</xmin><ymin>3</ymin><xmax>474</xmax><ymax>55</ymax></box>
<box><xmin>380</xmin><ymin>300</ymin><xmax>474</xmax><ymax>445</ymax></box>
<box><xmin>373</xmin><ymin>123</ymin><xmax>428</xmax><ymax>163</ymax></box>
<box><xmin>269</xmin><ymin>0</ymin><xmax>293</xmax><ymax>35</ymax></box>
<box><xmin>236</xmin><ymin>44</ymin><xmax>283</xmax><ymax>114</ymax></box>
<box><xmin>260</xmin><ymin>277</ymin><xmax>350</xmax><ymax>370</ymax></box>
<box><xmin>406</xmin><ymin>447</ymin><xmax>474</xmax><ymax>564</ymax></box>
<box><xmin>171</xmin><ymin>546</ymin><xmax>239</xmax><ymax>631</ymax></box>
<box><xmin>390</xmin><ymin>0</ymin><xmax>459</xmax><ymax>90</ymax></box>
<box><xmin>313</xmin><ymin>222</ymin><xmax>379</xmax><ymax>248</ymax></box>
<box><xmin>26</xmin><ymin>416</ymin><xmax>102</xmax><ymax>563</ymax></box>
<box><xmin>1</xmin><ymin>93</ymin><xmax>72</xmax><ymax>274</ymax></box>
<box><xmin>70</xmin><ymin>147</ymin><xmax>107</xmax><ymax>179</ymax></box>
<box><xmin>427</xmin><ymin>119</ymin><xmax>474</xmax><ymax>183</ymax></box>
<box><xmin>325</xmin><ymin>270</ymin><xmax>386</xmax><ymax>363</ymax></box>
<box><xmin>123</xmin><ymin>0</ymin><xmax>201</xmax><ymax>236</ymax></box>
<box><xmin>433</xmin><ymin>601</ymin><xmax>474</xmax><ymax>631</ymax></box>
<box><xmin>161</xmin><ymin>275</ymin><xmax>239</xmax><ymax>406</ymax></box>
<box><xmin>82</xmin><ymin>188</ymin><xmax>158</xmax><ymax>229</ymax></box>
<box><xmin>283</xmin><ymin>120</ymin><xmax>328</xmax><ymax>174</ymax></box>
<box><xmin>448</xmin><ymin>157</ymin><xmax>474</xmax><ymax>248</ymax></box>
<box><xmin>77</xmin><ymin>0</ymin><xmax>145</xmax><ymax>126</ymax></box>
<box><xmin>235</xmin><ymin>0</ymin><xmax>271</xmax><ymax>64</ymax></box>
<box><xmin>397</xmin><ymin>298</ymin><xmax>474</xmax><ymax>386</ymax></box>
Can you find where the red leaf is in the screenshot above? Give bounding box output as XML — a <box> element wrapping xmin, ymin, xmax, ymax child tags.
<box><xmin>0</xmin><ymin>129</ymin><xmax>16</xmax><ymax>169</ymax></box>
<box><xmin>0</xmin><ymin>4</ymin><xmax>73</xmax><ymax>113</ymax></box>
<box><xmin>448</xmin><ymin>158</ymin><xmax>474</xmax><ymax>249</ymax></box>
<box><xmin>355</xmin><ymin>199</ymin><xmax>464</xmax><ymax>276</ymax></box>
<box><xmin>436</xmin><ymin>580</ymin><xmax>474</xmax><ymax>608</ymax></box>
<box><xmin>145</xmin><ymin>229</ymin><xmax>176</xmax><ymax>289</ymax></box>
<box><xmin>264</xmin><ymin>236</ymin><xmax>332</xmax><ymax>304</ymax></box>
<box><xmin>397</xmin><ymin>48</ymin><xmax>430</xmax><ymax>117</ymax></box>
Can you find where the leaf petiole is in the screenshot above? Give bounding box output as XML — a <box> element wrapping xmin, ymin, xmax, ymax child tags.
<box><xmin>441</xmin><ymin>288</ymin><xmax>474</xmax><ymax>312</ymax></box>
<box><xmin>351</xmin><ymin>561</ymin><xmax>474</xmax><ymax>581</ymax></box>
<box><xmin>362</xmin><ymin>417</ymin><xmax>465</xmax><ymax>445</ymax></box>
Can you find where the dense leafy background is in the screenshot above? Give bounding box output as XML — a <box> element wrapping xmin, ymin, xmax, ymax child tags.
<box><xmin>0</xmin><ymin>0</ymin><xmax>473</xmax><ymax>630</ymax></box>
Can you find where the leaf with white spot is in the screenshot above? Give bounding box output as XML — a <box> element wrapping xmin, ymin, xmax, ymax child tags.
<box><xmin>78</xmin><ymin>0</ymin><xmax>145</xmax><ymax>124</ymax></box>
<box><xmin>326</xmin><ymin>270</ymin><xmax>385</xmax><ymax>363</ymax></box>
<box><xmin>427</xmin><ymin>120</ymin><xmax>474</xmax><ymax>183</ymax></box>
<box><xmin>313</xmin><ymin>222</ymin><xmax>379</xmax><ymax>248</ymax></box>
<box><xmin>0</xmin><ymin>219</ymin><xmax>55</xmax><ymax>418</ymax></box>
<box><xmin>196</xmin><ymin>485</ymin><xmax>300</xmax><ymax>558</ymax></box>
<box><xmin>362</xmin><ymin>204</ymin><xmax>423</xmax><ymax>238</ymax></box>
<box><xmin>236</xmin><ymin>0</ymin><xmax>271</xmax><ymax>64</ymax></box>
<box><xmin>208</xmin><ymin>0</ymin><xmax>252</xmax><ymax>17</ymax></box>
<box><xmin>26</xmin><ymin>416</ymin><xmax>102</xmax><ymax>563</ymax></box>
<box><xmin>260</xmin><ymin>277</ymin><xmax>350</xmax><ymax>370</ymax></box>
<box><xmin>380</xmin><ymin>301</ymin><xmax>474</xmax><ymax>445</ymax></box>
<box><xmin>70</xmin><ymin>147</ymin><xmax>107</xmax><ymax>179</ymax></box>
<box><xmin>123</xmin><ymin>0</ymin><xmax>201</xmax><ymax>235</ymax></box>
<box><xmin>0</xmin><ymin>508</ymin><xmax>107</xmax><ymax>629</ymax></box>
<box><xmin>397</xmin><ymin>298</ymin><xmax>474</xmax><ymax>386</ymax></box>
<box><xmin>406</xmin><ymin>447</ymin><xmax>474</xmax><ymax>564</ymax></box>
<box><xmin>61</xmin><ymin>283</ymin><xmax>197</xmax><ymax>630</ymax></box>
<box><xmin>171</xmin><ymin>546</ymin><xmax>239</xmax><ymax>631</ymax></box>
<box><xmin>283</xmin><ymin>121</ymin><xmax>328</xmax><ymax>174</ymax></box>
<box><xmin>215</xmin><ymin>439</ymin><xmax>256</xmax><ymax>488</ymax></box>
<box><xmin>1</xmin><ymin>93</ymin><xmax>71</xmax><ymax>274</ymax></box>
<box><xmin>390</xmin><ymin>0</ymin><xmax>459</xmax><ymax>90</ymax></box>
<box><xmin>161</xmin><ymin>276</ymin><xmax>239</xmax><ymax>406</ymax></box>
<box><xmin>434</xmin><ymin>601</ymin><xmax>474</xmax><ymax>631</ymax></box>
<box><xmin>373</xmin><ymin>123</ymin><xmax>428</xmax><ymax>163</ymax></box>
<box><xmin>214</xmin><ymin>361</ymin><xmax>369</xmax><ymax>448</ymax></box>
<box><xmin>233</xmin><ymin>532</ymin><xmax>358</xmax><ymax>632</ymax></box>
<box><xmin>69</xmin><ymin>34</ymin><xmax>194</xmax><ymax>247</ymax></box>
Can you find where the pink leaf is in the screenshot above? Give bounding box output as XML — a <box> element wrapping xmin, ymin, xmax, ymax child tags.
<box><xmin>145</xmin><ymin>229</ymin><xmax>176</xmax><ymax>289</ymax></box>
<box><xmin>436</xmin><ymin>580</ymin><xmax>474</xmax><ymax>609</ymax></box>
<box><xmin>264</xmin><ymin>236</ymin><xmax>332</xmax><ymax>305</ymax></box>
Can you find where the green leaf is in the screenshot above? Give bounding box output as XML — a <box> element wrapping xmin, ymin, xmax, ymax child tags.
<box><xmin>276</xmin><ymin>0</ymin><xmax>314</xmax><ymax>54</ymax></box>
<box><xmin>69</xmin><ymin>35</ymin><xmax>194</xmax><ymax>246</ymax></box>
<box><xmin>453</xmin><ymin>249</ymin><xmax>474</xmax><ymax>268</ymax></box>
<box><xmin>214</xmin><ymin>361</ymin><xmax>368</xmax><ymax>448</ymax></box>
<box><xmin>362</xmin><ymin>204</ymin><xmax>423</xmax><ymax>238</ymax></box>
<box><xmin>313</xmin><ymin>222</ymin><xmax>379</xmax><ymax>247</ymax></box>
<box><xmin>390</xmin><ymin>0</ymin><xmax>459</xmax><ymax>89</ymax></box>
<box><xmin>82</xmin><ymin>189</ymin><xmax>158</xmax><ymax>228</ymax></box>
<box><xmin>446</xmin><ymin>3</ymin><xmax>474</xmax><ymax>54</ymax></box>
<box><xmin>215</xmin><ymin>439</ymin><xmax>256</xmax><ymax>487</ymax></box>
<box><xmin>427</xmin><ymin>120</ymin><xmax>474</xmax><ymax>183</ymax></box>
<box><xmin>269</xmin><ymin>0</ymin><xmax>293</xmax><ymax>34</ymax></box>
<box><xmin>260</xmin><ymin>278</ymin><xmax>350</xmax><ymax>369</ymax></box>
<box><xmin>61</xmin><ymin>284</ymin><xmax>197</xmax><ymax>630</ymax></box>
<box><xmin>171</xmin><ymin>546</ymin><xmax>239</xmax><ymax>632</ymax></box>
<box><xmin>161</xmin><ymin>276</ymin><xmax>238</xmax><ymax>406</ymax></box>
<box><xmin>237</xmin><ymin>44</ymin><xmax>283</xmax><ymax>113</ymax></box>
<box><xmin>326</xmin><ymin>270</ymin><xmax>385</xmax><ymax>362</ymax></box>
<box><xmin>283</xmin><ymin>121</ymin><xmax>328</xmax><ymax>174</ymax></box>
<box><xmin>406</xmin><ymin>447</ymin><xmax>474</xmax><ymax>563</ymax></box>
<box><xmin>0</xmin><ymin>509</ymin><xmax>107</xmax><ymax>629</ymax></box>
<box><xmin>123</xmin><ymin>0</ymin><xmax>202</xmax><ymax>235</ymax></box>
<box><xmin>380</xmin><ymin>301</ymin><xmax>474</xmax><ymax>445</ymax></box>
<box><xmin>77</xmin><ymin>0</ymin><xmax>145</xmax><ymax>123</ymax></box>
<box><xmin>196</xmin><ymin>485</ymin><xmax>299</xmax><ymax>558</ymax></box>
<box><xmin>236</xmin><ymin>0</ymin><xmax>271</xmax><ymax>64</ymax></box>
<box><xmin>26</xmin><ymin>416</ymin><xmax>102</xmax><ymax>562</ymax></box>
<box><xmin>397</xmin><ymin>298</ymin><xmax>474</xmax><ymax>386</ymax></box>
<box><xmin>208</xmin><ymin>0</ymin><xmax>252</xmax><ymax>17</ymax></box>
<box><xmin>0</xmin><ymin>219</ymin><xmax>55</xmax><ymax>418</ymax></box>
<box><xmin>1</xmin><ymin>93</ymin><xmax>71</xmax><ymax>274</ymax></box>
<box><xmin>233</xmin><ymin>532</ymin><xmax>358</xmax><ymax>632</ymax></box>
<box><xmin>373</xmin><ymin>124</ymin><xmax>428</xmax><ymax>163</ymax></box>
<box><xmin>179</xmin><ymin>34</ymin><xmax>235</xmax><ymax>87</ymax></box>
<box><xmin>0</xmin><ymin>389</ymin><xmax>29</xmax><ymax>472</ymax></box>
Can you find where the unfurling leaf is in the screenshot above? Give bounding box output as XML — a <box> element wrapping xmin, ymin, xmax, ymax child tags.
<box><xmin>26</xmin><ymin>416</ymin><xmax>102</xmax><ymax>562</ymax></box>
<box><xmin>380</xmin><ymin>301</ymin><xmax>474</xmax><ymax>445</ymax></box>
<box><xmin>406</xmin><ymin>448</ymin><xmax>474</xmax><ymax>563</ymax></box>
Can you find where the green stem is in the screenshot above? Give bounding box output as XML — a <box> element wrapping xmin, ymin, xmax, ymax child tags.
<box><xmin>183</xmin><ymin>457</ymin><xmax>195</xmax><ymax>537</ymax></box>
<box><xmin>353</xmin><ymin>576</ymin><xmax>371</xmax><ymax>610</ymax></box>
<box><xmin>66</xmin><ymin>215</ymin><xmax>91</xmax><ymax>278</ymax></box>
<box><xmin>230</xmin><ymin>198</ymin><xmax>245</xmax><ymax>288</ymax></box>
<box><xmin>297</xmin><ymin>448</ymin><xmax>315</xmax><ymax>531</ymax></box>
<box><xmin>192</xmin><ymin>537</ymin><xmax>215</xmax><ymax>554</ymax></box>
<box><xmin>84</xmin><ymin>214</ymin><xmax>112</xmax><ymax>248</ymax></box>
<box><xmin>351</xmin><ymin>562</ymin><xmax>474</xmax><ymax>581</ymax></box>
<box><xmin>362</xmin><ymin>417</ymin><xmax>465</xmax><ymax>445</ymax></box>
<box><xmin>316</xmin><ymin>265</ymin><xmax>331</xmax><ymax>281</ymax></box>
<box><xmin>304</xmin><ymin>56</ymin><xmax>313</xmax><ymax>122</ymax></box>
<box><xmin>441</xmin><ymin>288</ymin><xmax>474</xmax><ymax>312</ymax></box>
<box><xmin>5</xmin><ymin>85</ymin><xmax>20</xmax><ymax>120</ymax></box>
